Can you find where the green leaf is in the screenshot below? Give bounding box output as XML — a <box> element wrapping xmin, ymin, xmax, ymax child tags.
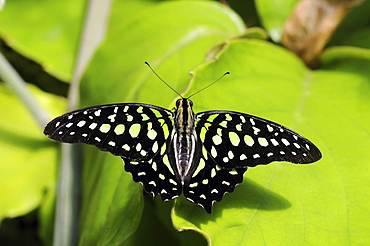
<box><xmin>172</xmin><ymin>38</ymin><xmax>370</xmax><ymax>245</ymax></box>
<box><xmin>0</xmin><ymin>0</ymin><xmax>86</xmax><ymax>80</ymax></box>
<box><xmin>78</xmin><ymin>1</ymin><xmax>245</xmax><ymax>245</ymax></box>
<box><xmin>0</xmin><ymin>83</ymin><xmax>64</xmax><ymax>220</ymax></box>
<box><xmin>254</xmin><ymin>0</ymin><xmax>298</xmax><ymax>41</ymax></box>
<box><xmin>80</xmin><ymin>1</ymin><xmax>245</xmax><ymax>107</ymax></box>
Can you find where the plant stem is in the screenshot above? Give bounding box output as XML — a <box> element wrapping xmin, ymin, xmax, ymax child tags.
<box><xmin>53</xmin><ymin>0</ymin><xmax>112</xmax><ymax>246</ymax></box>
<box><xmin>0</xmin><ymin>52</ymin><xmax>50</xmax><ymax>128</ymax></box>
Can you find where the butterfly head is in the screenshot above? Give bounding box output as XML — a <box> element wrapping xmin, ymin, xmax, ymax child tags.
<box><xmin>174</xmin><ymin>98</ymin><xmax>195</xmax><ymax>128</ymax></box>
<box><xmin>176</xmin><ymin>98</ymin><xmax>193</xmax><ymax>109</ymax></box>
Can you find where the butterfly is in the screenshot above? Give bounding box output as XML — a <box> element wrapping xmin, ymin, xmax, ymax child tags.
<box><xmin>44</xmin><ymin>66</ymin><xmax>321</xmax><ymax>213</ymax></box>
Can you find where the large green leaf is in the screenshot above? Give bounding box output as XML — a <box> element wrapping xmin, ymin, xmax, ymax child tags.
<box><xmin>78</xmin><ymin>1</ymin><xmax>245</xmax><ymax>245</ymax></box>
<box><xmin>2</xmin><ymin>0</ymin><xmax>368</xmax><ymax>245</ymax></box>
<box><xmin>172</xmin><ymin>39</ymin><xmax>370</xmax><ymax>245</ymax></box>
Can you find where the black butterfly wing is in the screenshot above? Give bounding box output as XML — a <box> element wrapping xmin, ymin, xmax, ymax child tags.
<box><xmin>182</xmin><ymin>110</ymin><xmax>321</xmax><ymax>213</ymax></box>
<box><xmin>195</xmin><ymin>111</ymin><xmax>322</xmax><ymax>169</ymax></box>
<box><xmin>44</xmin><ymin>103</ymin><xmax>182</xmax><ymax>200</ymax></box>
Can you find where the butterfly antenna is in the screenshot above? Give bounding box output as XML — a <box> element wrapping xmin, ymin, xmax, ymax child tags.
<box><xmin>145</xmin><ymin>62</ymin><xmax>183</xmax><ymax>98</ymax></box>
<box><xmin>187</xmin><ymin>71</ymin><xmax>230</xmax><ymax>99</ymax></box>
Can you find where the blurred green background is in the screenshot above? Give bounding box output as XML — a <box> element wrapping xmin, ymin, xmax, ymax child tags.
<box><xmin>0</xmin><ymin>0</ymin><xmax>369</xmax><ymax>245</ymax></box>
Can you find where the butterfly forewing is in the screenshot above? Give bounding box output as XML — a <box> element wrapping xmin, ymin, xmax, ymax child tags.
<box><xmin>195</xmin><ymin>111</ymin><xmax>322</xmax><ymax>169</ymax></box>
<box><xmin>44</xmin><ymin>103</ymin><xmax>173</xmax><ymax>159</ymax></box>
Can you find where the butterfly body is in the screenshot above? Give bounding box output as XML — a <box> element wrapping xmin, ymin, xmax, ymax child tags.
<box><xmin>170</xmin><ymin>99</ymin><xmax>199</xmax><ymax>183</ymax></box>
<box><xmin>44</xmin><ymin>98</ymin><xmax>321</xmax><ymax>213</ymax></box>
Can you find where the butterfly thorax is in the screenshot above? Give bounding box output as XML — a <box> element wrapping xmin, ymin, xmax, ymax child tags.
<box><xmin>170</xmin><ymin>99</ymin><xmax>200</xmax><ymax>183</ymax></box>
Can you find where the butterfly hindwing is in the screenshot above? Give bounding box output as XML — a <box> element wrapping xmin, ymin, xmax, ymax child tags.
<box><xmin>195</xmin><ymin>111</ymin><xmax>322</xmax><ymax>169</ymax></box>
<box><xmin>123</xmin><ymin>152</ymin><xmax>183</xmax><ymax>201</ymax></box>
<box><xmin>183</xmin><ymin>152</ymin><xmax>247</xmax><ymax>213</ymax></box>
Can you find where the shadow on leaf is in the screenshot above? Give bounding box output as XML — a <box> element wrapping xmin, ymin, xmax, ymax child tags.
<box><xmin>173</xmin><ymin>177</ymin><xmax>291</xmax><ymax>224</ymax></box>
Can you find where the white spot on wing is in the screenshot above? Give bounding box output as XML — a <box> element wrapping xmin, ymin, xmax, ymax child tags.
<box><xmin>211</xmin><ymin>146</ymin><xmax>217</xmax><ymax>158</ymax></box>
<box><xmin>252</xmin><ymin>126</ymin><xmax>260</xmax><ymax>135</ymax></box>
<box><xmin>229</xmin><ymin>132</ymin><xmax>240</xmax><ymax>146</ymax></box>
<box><xmin>140</xmin><ymin>150</ymin><xmax>147</xmax><ymax>156</ymax></box>
<box><xmin>129</xmin><ymin>124</ymin><xmax>141</xmax><ymax>138</ymax></box>
<box><xmin>281</xmin><ymin>138</ymin><xmax>290</xmax><ymax>146</ymax></box>
<box><xmin>253</xmin><ymin>153</ymin><xmax>260</xmax><ymax>159</ymax></box>
<box><xmin>228</xmin><ymin>150</ymin><xmax>234</xmax><ymax>159</ymax></box>
<box><xmin>94</xmin><ymin>109</ymin><xmax>101</xmax><ymax>116</ymax></box>
<box><xmin>152</xmin><ymin>141</ymin><xmax>159</xmax><ymax>153</ymax></box>
<box><xmin>244</xmin><ymin>135</ymin><xmax>254</xmax><ymax>146</ymax></box>
<box><xmin>294</xmin><ymin>143</ymin><xmax>301</xmax><ymax>148</ymax></box>
<box><xmin>152</xmin><ymin>162</ymin><xmax>157</xmax><ymax>171</ymax></box>
<box><xmin>108</xmin><ymin>114</ymin><xmax>116</xmax><ymax>122</ymax></box>
<box><xmin>127</xmin><ymin>114</ymin><xmax>133</xmax><ymax>122</ymax></box>
<box><xmin>258</xmin><ymin>137</ymin><xmax>269</xmax><ymax>147</ymax></box>
<box><xmin>89</xmin><ymin>123</ymin><xmax>97</xmax><ymax>130</ymax></box>
<box><xmin>211</xmin><ymin>168</ymin><xmax>216</xmax><ymax>178</ymax></box>
<box><xmin>212</xmin><ymin>135</ymin><xmax>222</xmax><ymax>145</ymax></box>
<box><xmin>267</xmin><ymin>124</ymin><xmax>274</xmax><ymax>132</ymax></box>
<box><xmin>99</xmin><ymin>124</ymin><xmax>111</xmax><ymax>133</ymax></box>
<box><xmin>114</xmin><ymin>124</ymin><xmax>125</xmax><ymax>135</ymax></box>
<box><xmin>136</xmin><ymin>143</ymin><xmax>142</xmax><ymax>151</ymax></box>
<box><xmin>122</xmin><ymin>144</ymin><xmax>130</xmax><ymax>151</ymax></box>
<box><xmin>271</xmin><ymin>138</ymin><xmax>279</xmax><ymax>146</ymax></box>
<box><xmin>147</xmin><ymin>129</ymin><xmax>157</xmax><ymax>140</ymax></box>
<box><xmin>77</xmin><ymin>120</ymin><xmax>86</xmax><ymax>127</ymax></box>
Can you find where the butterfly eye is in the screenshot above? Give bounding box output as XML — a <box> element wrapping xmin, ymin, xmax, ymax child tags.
<box><xmin>175</xmin><ymin>99</ymin><xmax>181</xmax><ymax>108</ymax></box>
